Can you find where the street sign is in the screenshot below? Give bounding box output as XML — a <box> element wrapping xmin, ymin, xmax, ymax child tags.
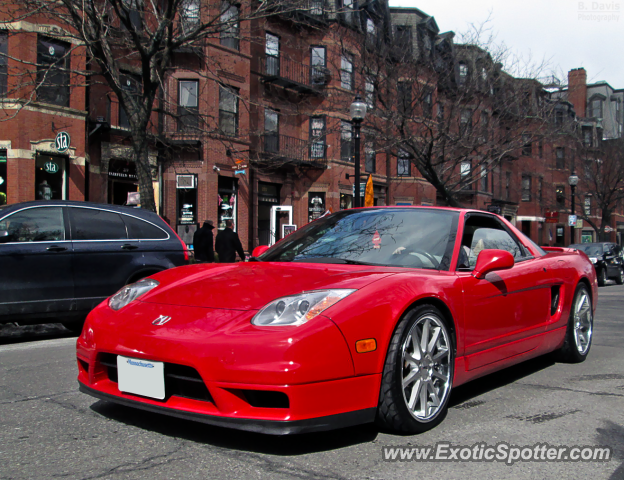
<box><xmin>234</xmin><ymin>169</ymin><xmax>246</xmax><ymax>175</ymax></box>
<box><xmin>605</xmin><ymin>225</ymin><xmax>614</xmax><ymax>233</ymax></box>
<box><xmin>44</xmin><ymin>161</ymin><xmax>59</xmax><ymax>174</ymax></box>
<box><xmin>575</xmin><ymin>219</ymin><xmax>584</xmax><ymax>229</ymax></box>
<box><xmin>352</xmin><ymin>182</ymin><xmax>366</xmax><ymax>197</ymax></box>
<box><xmin>55</xmin><ymin>131</ymin><xmax>70</xmax><ymax>153</ymax></box>
<box><xmin>568</xmin><ymin>214</ymin><xmax>577</xmax><ymax>227</ymax></box>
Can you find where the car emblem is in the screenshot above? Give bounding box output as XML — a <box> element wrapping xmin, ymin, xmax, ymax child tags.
<box><xmin>152</xmin><ymin>315</ymin><xmax>171</xmax><ymax>326</ymax></box>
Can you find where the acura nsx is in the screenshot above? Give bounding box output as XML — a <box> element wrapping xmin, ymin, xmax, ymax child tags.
<box><xmin>76</xmin><ymin>207</ymin><xmax>597</xmax><ymax>434</ymax></box>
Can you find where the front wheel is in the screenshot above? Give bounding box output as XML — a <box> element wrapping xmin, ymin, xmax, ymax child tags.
<box><xmin>555</xmin><ymin>284</ymin><xmax>593</xmax><ymax>363</ymax></box>
<box><xmin>598</xmin><ymin>267</ymin><xmax>607</xmax><ymax>286</ymax></box>
<box><xmin>615</xmin><ymin>268</ymin><xmax>624</xmax><ymax>285</ymax></box>
<box><xmin>376</xmin><ymin>305</ymin><xmax>454</xmax><ymax>433</ymax></box>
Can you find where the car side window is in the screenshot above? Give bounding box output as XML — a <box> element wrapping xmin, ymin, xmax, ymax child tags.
<box><xmin>0</xmin><ymin>207</ymin><xmax>65</xmax><ymax>242</ymax></box>
<box><xmin>70</xmin><ymin>208</ymin><xmax>128</xmax><ymax>240</ymax></box>
<box><xmin>123</xmin><ymin>215</ymin><xmax>168</xmax><ymax>240</ymax></box>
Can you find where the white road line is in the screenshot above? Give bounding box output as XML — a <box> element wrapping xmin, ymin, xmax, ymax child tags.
<box><xmin>0</xmin><ymin>337</ymin><xmax>77</xmax><ymax>353</ymax></box>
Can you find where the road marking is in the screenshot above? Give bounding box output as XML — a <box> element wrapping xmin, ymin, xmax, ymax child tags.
<box><xmin>0</xmin><ymin>337</ymin><xmax>76</xmax><ymax>353</ymax></box>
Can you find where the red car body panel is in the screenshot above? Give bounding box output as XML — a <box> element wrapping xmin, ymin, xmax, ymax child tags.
<box><xmin>76</xmin><ymin>207</ymin><xmax>598</xmax><ymax>434</ymax></box>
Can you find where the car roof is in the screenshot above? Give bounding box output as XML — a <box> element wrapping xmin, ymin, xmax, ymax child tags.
<box><xmin>0</xmin><ymin>200</ymin><xmax>158</xmax><ymax>219</ymax></box>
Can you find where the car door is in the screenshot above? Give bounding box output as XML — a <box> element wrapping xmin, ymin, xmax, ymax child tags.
<box><xmin>457</xmin><ymin>214</ymin><xmax>552</xmax><ymax>371</ymax></box>
<box><xmin>604</xmin><ymin>244</ymin><xmax>619</xmax><ymax>277</ymax></box>
<box><xmin>69</xmin><ymin>206</ymin><xmax>141</xmax><ymax>312</ymax></box>
<box><xmin>0</xmin><ymin>205</ymin><xmax>74</xmax><ymax>319</ymax></box>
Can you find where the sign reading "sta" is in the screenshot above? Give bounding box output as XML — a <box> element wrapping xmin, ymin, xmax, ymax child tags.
<box><xmin>55</xmin><ymin>132</ymin><xmax>71</xmax><ymax>153</ymax></box>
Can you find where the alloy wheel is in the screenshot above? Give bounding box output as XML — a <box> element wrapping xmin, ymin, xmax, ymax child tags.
<box><xmin>400</xmin><ymin>314</ymin><xmax>452</xmax><ymax>421</ymax></box>
<box><xmin>572</xmin><ymin>289</ymin><xmax>593</xmax><ymax>355</ymax></box>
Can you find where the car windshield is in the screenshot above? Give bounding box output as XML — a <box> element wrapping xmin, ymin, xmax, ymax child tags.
<box><xmin>571</xmin><ymin>244</ymin><xmax>604</xmax><ymax>256</ymax></box>
<box><xmin>260</xmin><ymin>208</ymin><xmax>459</xmax><ymax>270</ymax></box>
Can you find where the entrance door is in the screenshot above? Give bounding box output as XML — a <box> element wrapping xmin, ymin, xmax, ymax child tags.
<box><xmin>269</xmin><ymin>205</ymin><xmax>293</xmax><ymax>246</ymax></box>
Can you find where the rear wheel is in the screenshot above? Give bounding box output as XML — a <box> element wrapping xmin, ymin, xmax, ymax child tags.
<box><xmin>598</xmin><ymin>267</ymin><xmax>607</xmax><ymax>286</ymax></box>
<box><xmin>376</xmin><ymin>305</ymin><xmax>454</xmax><ymax>434</ymax></box>
<box><xmin>555</xmin><ymin>284</ymin><xmax>593</xmax><ymax>363</ymax></box>
<box><xmin>615</xmin><ymin>268</ymin><xmax>624</xmax><ymax>285</ymax></box>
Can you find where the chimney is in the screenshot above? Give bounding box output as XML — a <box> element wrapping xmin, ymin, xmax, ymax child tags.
<box><xmin>568</xmin><ymin>68</ymin><xmax>587</xmax><ymax>117</ymax></box>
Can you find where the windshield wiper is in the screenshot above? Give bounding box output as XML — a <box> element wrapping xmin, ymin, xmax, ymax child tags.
<box><xmin>292</xmin><ymin>257</ymin><xmax>382</xmax><ymax>266</ymax></box>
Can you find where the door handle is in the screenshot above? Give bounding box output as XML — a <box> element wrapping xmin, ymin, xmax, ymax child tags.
<box><xmin>46</xmin><ymin>245</ymin><xmax>67</xmax><ymax>252</ymax></box>
<box><xmin>121</xmin><ymin>244</ymin><xmax>139</xmax><ymax>250</ymax></box>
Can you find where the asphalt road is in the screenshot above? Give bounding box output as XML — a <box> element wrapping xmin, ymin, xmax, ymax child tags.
<box><xmin>1</xmin><ymin>285</ymin><xmax>623</xmax><ymax>480</ymax></box>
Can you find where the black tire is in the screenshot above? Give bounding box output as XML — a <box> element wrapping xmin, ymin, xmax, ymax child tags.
<box><xmin>62</xmin><ymin>321</ymin><xmax>85</xmax><ymax>335</ymax></box>
<box><xmin>615</xmin><ymin>268</ymin><xmax>624</xmax><ymax>285</ymax></box>
<box><xmin>597</xmin><ymin>267</ymin><xmax>607</xmax><ymax>286</ymax></box>
<box><xmin>376</xmin><ymin>304</ymin><xmax>454</xmax><ymax>434</ymax></box>
<box><xmin>554</xmin><ymin>284</ymin><xmax>593</xmax><ymax>363</ymax></box>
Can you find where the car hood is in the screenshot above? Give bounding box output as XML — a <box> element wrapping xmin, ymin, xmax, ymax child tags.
<box><xmin>140</xmin><ymin>262</ymin><xmax>398</xmax><ymax>310</ymax></box>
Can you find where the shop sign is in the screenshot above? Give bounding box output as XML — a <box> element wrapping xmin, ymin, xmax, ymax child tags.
<box><xmin>55</xmin><ymin>131</ymin><xmax>70</xmax><ymax>153</ymax></box>
<box><xmin>545</xmin><ymin>209</ymin><xmax>559</xmax><ymax>223</ymax></box>
<box><xmin>231</xmin><ymin>164</ymin><xmax>247</xmax><ymax>170</ymax></box>
<box><xmin>44</xmin><ymin>161</ymin><xmax>59</xmax><ymax>174</ymax></box>
<box><xmin>575</xmin><ymin>219</ymin><xmax>584</xmax><ymax>229</ymax></box>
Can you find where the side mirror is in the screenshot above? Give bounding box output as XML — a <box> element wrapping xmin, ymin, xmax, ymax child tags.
<box><xmin>0</xmin><ymin>230</ymin><xmax>9</xmax><ymax>244</ymax></box>
<box><xmin>472</xmin><ymin>249</ymin><xmax>514</xmax><ymax>280</ymax></box>
<box><xmin>251</xmin><ymin>245</ymin><xmax>269</xmax><ymax>258</ymax></box>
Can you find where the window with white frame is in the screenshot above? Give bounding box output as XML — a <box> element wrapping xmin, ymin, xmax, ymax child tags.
<box><xmin>397</xmin><ymin>150</ymin><xmax>411</xmax><ymax>176</ymax></box>
<box><xmin>178</xmin><ymin>80</ymin><xmax>199</xmax><ymax>132</ymax></box>
<box><xmin>341</xmin><ymin>52</ymin><xmax>354</xmax><ymax>90</ymax></box>
<box><xmin>220</xmin><ymin>1</ymin><xmax>239</xmax><ymax>51</ymax></box>
<box><xmin>219</xmin><ymin>84</ymin><xmax>238</xmax><ymax>136</ymax></box>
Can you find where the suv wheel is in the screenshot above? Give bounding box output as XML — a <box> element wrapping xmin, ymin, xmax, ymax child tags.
<box><xmin>598</xmin><ymin>268</ymin><xmax>607</xmax><ymax>287</ymax></box>
<box><xmin>616</xmin><ymin>268</ymin><xmax>624</xmax><ymax>285</ymax></box>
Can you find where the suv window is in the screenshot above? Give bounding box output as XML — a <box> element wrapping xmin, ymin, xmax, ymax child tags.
<box><xmin>70</xmin><ymin>208</ymin><xmax>127</xmax><ymax>240</ymax></box>
<box><xmin>0</xmin><ymin>207</ymin><xmax>65</xmax><ymax>242</ymax></box>
<box><xmin>123</xmin><ymin>215</ymin><xmax>168</xmax><ymax>240</ymax></box>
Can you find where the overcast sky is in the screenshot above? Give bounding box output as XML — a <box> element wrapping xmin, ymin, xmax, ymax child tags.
<box><xmin>389</xmin><ymin>0</ymin><xmax>624</xmax><ymax>88</ymax></box>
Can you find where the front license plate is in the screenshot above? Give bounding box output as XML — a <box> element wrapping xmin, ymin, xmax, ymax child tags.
<box><xmin>117</xmin><ymin>355</ymin><xmax>165</xmax><ymax>400</ymax></box>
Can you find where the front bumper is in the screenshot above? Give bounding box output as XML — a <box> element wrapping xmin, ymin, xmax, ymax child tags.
<box><xmin>76</xmin><ymin>301</ymin><xmax>382</xmax><ymax>434</ymax></box>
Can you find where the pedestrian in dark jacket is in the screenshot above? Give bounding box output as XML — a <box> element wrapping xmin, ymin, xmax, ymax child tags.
<box><xmin>215</xmin><ymin>219</ymin><xmax>246</xmax><ymax>263</ymax></box>
<box><xmin>192</xmin><ymin>220</ymin><xmax>215</xmax><ymax>262</ymax></box>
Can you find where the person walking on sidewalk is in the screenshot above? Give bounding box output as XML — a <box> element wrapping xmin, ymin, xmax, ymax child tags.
<box><xmin>192</xmin><ymin>220</ymin><xmax>215</xmax><ymax>263</ymax></box>
<box><xmin>215</xmin><ymin>219</ymin><xmax>245</xmax><ymax>263</ymax></box>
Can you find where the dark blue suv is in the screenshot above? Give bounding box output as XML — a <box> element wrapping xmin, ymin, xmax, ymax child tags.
<box><xmin>0</xmin><ymin>201</ymin><xmax>188</xmax><ymax>331</ymax></box>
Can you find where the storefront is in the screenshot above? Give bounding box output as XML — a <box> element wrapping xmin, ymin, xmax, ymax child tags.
<box><xmin>108</xmin><ymin>159</ymin><xmax>138</xmax><ymax>205</ymax></box>
<box><xmin>258</xmin><ymin>182</ymin><xmax>279</xmax><ymax>244</ymax></box>
<box><xmin>35</xmin><ymin>153</ymin><xmax>67</xmax><ymax>200</ymax></box>
<box><xmin>176</xmin><ymin>174</ymin><xmax>198</xmax><ymax>246</ymax></box>
<box><xmin>0</xmin><ymin>149</ymin><xmax>6</xmax><ymax>205</ymax></box>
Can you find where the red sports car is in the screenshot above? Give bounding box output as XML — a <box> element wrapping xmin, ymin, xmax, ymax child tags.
<box><xmin>76</xmin><ymin>207</ymin><xmax>597</xmax><ymax>434</ymax></box>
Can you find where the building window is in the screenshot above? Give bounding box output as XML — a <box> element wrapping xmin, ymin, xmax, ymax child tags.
<box><xmin>176</xmin><ymin>174</ymin><xmax>198</xmax><ymax>227</ymax></box>
<box><xmin>0</xmin><ymin>32</ymin><xmax>7</xmax><ymax>97</ymax></box>
<box><xmin>37</xmin><ymin>37</ymin><xmax>70</xmax><ymax>107</ymax></box>
<box><xmin>538</xmin><ymin>139</ymin><xmax>543</xmax><ymax>158</ymax></box>
<box><xmin>365</xmin><ymin>140</ymin><xmax>375</xmax><ymax>173</ymax></box>
<box><xmin>423</xmin><ymin>90</ymin><xmax>432</xmax><ymax>118</ymax></box>
<box><xmin>398</xmin><ymin>82</ymin><xmax>412</xmax><ymax>115</ymax></box>
<box><xmin>178</xmin><ymin>80</ymin><xmax>199</xmax><ymax>132</ymax></box>
<box><xmin>584</xmin><ymin>196</ymin><xmax>592</xmax><ymax>216</ymax></box>
<box><xmin>522</xmin><ymin>135</ymin><xmax>532</xmax><ymax>156</ymax></box>
<box><xmin>460</xmin><ymin>161</ymin><xmax>471</xmax><ymax>188</ymax></box>
<box><xmin>460</xmin><ymin>109</ymin><xmax>472</xmax><ymax>134</ymax></box>
<box><xmin>555</xmin><ymin>109</ymin><xmax>564</xmax><ymax>125</ymax></box>
<box><xmin>458</xmin><ymin>62</ymin><xmax>468</xmax><ymax>85</ymax></box>
<box><xmin>521</xmin><ymin>174</ymin><xmax>531</xmax><ymax>201</ymax></box>
<box><xmin>505</xmin><ymin>172</ymin><xmax>511</xmax><ymax>200</ymax></box>
<box><xmin>339</xmin><ymin>0</ymin><xmax>356</xmax><ymax>25</ymax></box>
<box><xmin>180</xmin><ymin>0</ymin><xmax>200</xmax><ymax>32</ymax></box>
<box><xmin>340</xmin><ymin>193</ymin><xmax>353</xmax><ymax>209</ymax></box>
<box><xmin>582</xmin><ymin>127</ymin><xmax>593</xmax><ymax>147</ymax></box>
<box><xmin>437</xmin><ymin>103</ymin><xmax>445</xmax><ymax>124</ymax></box>
<box><xmin>310</xmin><ymin>116</ymin><xmax>326</xmax><ymax>159</ymax></box>
<box><xmin>365</xmin><ymin>74</ymin><xmax>375</xmax><ymax>109</ymax></box>
<box><xmin>122</xmin><ymin>0</ymin><xmax>143</xmax><ymax>30</ymax></box>
<box><xmin>556</xmin><ymin>186</ymin><xmax>566</xmax><ymax>208</ymax></box>
<box><xmin>0</xmin><ymin>149</ymin><xmax>6</xmax><ymax>205</ymax></box>
<box><xmin>480</xmin><ymin>112</ymin><xmax>489</xmax><ymax>141</ymax></box>
<box><xmin>308</xmin><ymin>192</ymin><xmax>326</xmax><ymax>222</ymax></box>
<box><xmin>366</xmin><ymin>18</ymin><xmax>376</xmax><ymax>40</ymax></box>
<box><xmin>480</xmin><ymin>165</ymin><xmax>488</xmax><ymax>192</ymax></box>
<box><xmin>397</xmin><ymin>150</ymin><xmax>411</xmax><ymax>176</ymax></box>
<box><xmin>220</xmin><ymin>1</ymin><xmax>239</xmax><ymax>51</ymax></box>
<box><xmin>394</xmin><ymin>26</ymin><xmax>412</xmax><ymax>55</ymax></box>
<box><xmin>555</xmin><ymin>147</ymin><xmax>565</xmax><ymax>169</ymax></box>
<box><xmin>588</xmin><ymin>97</ymin><xmax>603</xmax><ymax>118</ymax></box>
<box><xmin>35</xmin><ymin>154</ymin><xmax>67</xmax><ymax>200</ymax></box>
<box><xmin>340</xmin><ymin>52</ymin><xmax>353</xmax><ymax>90</ymax></box>
<box><xmin>310</xmin><ymin>46</ymin><xmax>327</xmax><ymax>85</ymax></box>
<box><xmin>219</xmin><ymin>84</ymin><xmax>238</xmax><ymax>136</ymax></box>
<box><xmin>119</xmin><ymin>72</ymin><xmax>141</xmax><ymax>129</ymax></box>
<box><xmin>538</xmin><ymin>177</ymin><xmax>543</xmax><ymax>203</ymax></box>
<box><xmin>264</xmin><ymin>108</ymin><xmax>279</xmax><ymax>154</ymax></box>
<box><xmin>340</xmin><ymin>120</ymin><xmax>353</xmax><ymax>162</ymax></box>
<box><xmin>265</xmin><ymin>33</ymin><xmax>280</xmax><ymax>76</ymax></box>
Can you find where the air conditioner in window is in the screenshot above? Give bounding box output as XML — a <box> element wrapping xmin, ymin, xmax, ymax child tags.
<box><xmin>176</xmin><ymin>175</ymin><xmax>195</xmax><ymax>189</ymax></box>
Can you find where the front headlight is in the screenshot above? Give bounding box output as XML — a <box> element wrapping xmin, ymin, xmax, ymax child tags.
<box><xmin>108</xmin><ymin>278</ymin><xmax>159</xmax><ymax>311</ymax></box>
<box><xmin>251</xmin><ymin>289</ymin><xmax>356</xmax><ymax>327</ymax></box>
<box><xmin>589</xmin><ymin>257</ymin><xmax>598</xmax><ymax>264</ymax></box>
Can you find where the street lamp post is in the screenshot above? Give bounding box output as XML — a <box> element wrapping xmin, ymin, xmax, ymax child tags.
<box><xmin>350</xmin><ymin>95</ymin><xmax>367</xmax><ymax>208</ymax></box>
<box><xmin>568</xmin><ymin>171</ymin><xmax>579</xmax><ymax>244</ymax></box>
